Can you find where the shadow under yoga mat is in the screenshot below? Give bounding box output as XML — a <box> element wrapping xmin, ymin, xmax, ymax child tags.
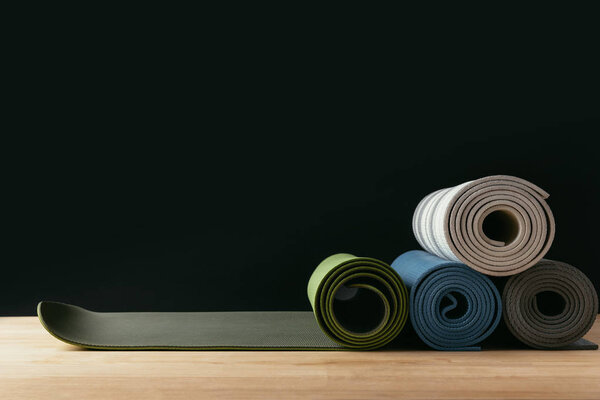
<box><xmin>38</xmin><ymin>254</ymin><xmax>409</xmax><ymax>350</ymax></box>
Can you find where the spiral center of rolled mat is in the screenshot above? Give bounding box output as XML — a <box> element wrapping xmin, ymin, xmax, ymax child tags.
<box><xmin>482</xmin><ymin>209</ymin><xmax>519</xmax><ymax>245</ymax></box>
<box><xmin>534</xmin><ymin>290</ymin><xmax>566</xmax><ymax>317</ymax></box>
<box><xmin>440</xmin><ymin>292</ymin><xmax>468</xmax><ymax>319</ymax></box>
<box><xmin>333</xmin><ymin>284</ymin><xmax>388</xmax><ymax>335</ymax></box>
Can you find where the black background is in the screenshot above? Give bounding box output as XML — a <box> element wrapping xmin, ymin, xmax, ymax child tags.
<box><xmin>3</xmin><ymin>10</ymin><xmax>599</xmax><ymax>315</ymax></box>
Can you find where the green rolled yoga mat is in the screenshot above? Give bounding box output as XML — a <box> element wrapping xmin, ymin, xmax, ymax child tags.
<box><xmin>38</xmin><ymin>254</ymin><xmax>409</xmax><ymax>350</ymax></box>
<box><xmin>502</xmin><ymin>259</ymin><xmax>598</xmax><ymax>350</ymax></box>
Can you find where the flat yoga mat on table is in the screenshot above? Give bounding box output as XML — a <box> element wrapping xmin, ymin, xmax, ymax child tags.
<box><xmin>391</xmin><ymin>250</ymin><xmax>502</xmax><ymax>350</ymax></box>
<box><xmin>38</xmin><ymin>254</ymin><xmax>409</xmax><ymax>350</ymax></box>
<box><xmin>502</xmin><ymin>259</ymin><xmax>599</xmax><ymax>350</ymax></box>
<box><xmin>413</xmin><ymin>175</ymin><xmax>555</xmax><ymax>276</ymax></box>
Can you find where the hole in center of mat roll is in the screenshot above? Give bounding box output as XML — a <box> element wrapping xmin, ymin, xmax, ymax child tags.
<box><xmin>535</xmin><ymin>291</ymin><xmax>566</xmax><ymax>316</ymax></box>
<box><xmin>332</xmin><ymin>285</ymin><xmax>385</xmax><ymax>334</ymax></box>
<box><xmin>440</xmin><ymin>292</ymin><xmax>468</xmax><ymax>319</ymax></box>
<box><xmin>482</xmin><ymin>210</ymin><xmax>519</xmax><ymax>245</ymax></box>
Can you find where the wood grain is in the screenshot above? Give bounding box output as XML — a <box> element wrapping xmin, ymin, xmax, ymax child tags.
<box><xmin>1</xmin><ymin>316</ymin><xmax>599</xmax><ymax>400</ymax></box>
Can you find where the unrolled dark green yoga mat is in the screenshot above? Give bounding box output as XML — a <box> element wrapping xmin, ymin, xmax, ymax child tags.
<box><xmin>38</xmin><ymin>254</ymin><xmax>409</xmax><ymax>350</ymax></box>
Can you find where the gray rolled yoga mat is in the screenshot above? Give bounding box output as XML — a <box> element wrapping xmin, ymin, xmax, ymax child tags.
<box><xmin>38</xmin><ymin>253</ymin><xmax>409</xmax><ymax>350</ymax></box>
<box><xmin>502</xmin><ymin>259</ymin><xmax>598</xmax><ymax>350</ymax></box>
<box><xmin>391</xmin><ymin>250</ymin><xmax>502</xmax><ymax>351</ymax></box>
<box><xmin>413</xmin><ymin>175</ymin><xmax>555</xmax><ymax>276</ymax></box>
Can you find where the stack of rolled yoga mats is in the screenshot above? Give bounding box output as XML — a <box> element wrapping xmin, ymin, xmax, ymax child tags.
<box><xmin>38</xmin><ymin>175</ymin><xmax>598</xmax><ymax>351</ymax></box>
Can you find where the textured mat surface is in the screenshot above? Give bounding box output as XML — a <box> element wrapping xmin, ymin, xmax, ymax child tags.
<box><xmin>413</xmin><ymin>175</ymin><xmax>555</xmax><ymax>276</ymax></box>
<box><xmin>502</xmin><ymin>259</ymin><xmax>598</xmax><ymax>349</ymax></box>
<box><xmin>38</xmin><ymin>254</ymin><xmax>409</xmax><ymax>350</ymax></box>
<box><xmin>391</xmin><ymin>250</ymin><xmax>502</xmax><ymax>350</ymax></box>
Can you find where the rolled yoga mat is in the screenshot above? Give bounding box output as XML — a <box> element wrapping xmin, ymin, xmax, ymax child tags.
<box><xmin>38</xmin><ymin>253</ymin><xmax>409</xmax><ymax>350</ymax></box>
<box><xmin>502</xmin><ymin>259</ymin><xmax>598</xmax><ymax>350</ymax></box>
<box><xmin>412</xmin><ymin>175</ymin><xmax>555</xmax><ymax>276</ymax></box>
<box><xmin>390</xmin><ymin>250</ymin><xmax>502</xmax><ymax>351</ymax></box>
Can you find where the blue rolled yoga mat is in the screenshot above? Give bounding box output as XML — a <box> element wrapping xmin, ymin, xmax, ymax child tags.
<box><xmin>391</xmin><ymin>250</ymin><xmax>502</xmax><ymax>351</ymax></box>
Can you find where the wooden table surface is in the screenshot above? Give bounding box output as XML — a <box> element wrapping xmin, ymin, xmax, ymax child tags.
<box><xmin>1</xmin><ymin>316</ymin><xmax>599</xmax><ymax>400</ymax></box>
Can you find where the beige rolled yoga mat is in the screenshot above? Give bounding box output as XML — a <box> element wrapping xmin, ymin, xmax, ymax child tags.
<box><xmin>413</xmin><ymin>175</ymin><xmax>555</xmax><ymax>276</ymax></box>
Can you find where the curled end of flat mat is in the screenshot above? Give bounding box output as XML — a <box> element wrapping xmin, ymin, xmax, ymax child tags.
<box><xmin>503</xmin><ymin>259</ymin><xmax>599</xmax><ymax>349</ymax></box>
<box><xmin>38</xmin><ymin>301</ymin><xmax>93</xmax><ymax>348</ymax></box>
<box><xmin>413</xmin><ymin>175</ymin><xmax>555</xmax><ymax>276</ymax></box>
<box><xmin>308</xmin><ymin>254</ymin><xmax>409</xmax><ymax>349</ymax></box>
